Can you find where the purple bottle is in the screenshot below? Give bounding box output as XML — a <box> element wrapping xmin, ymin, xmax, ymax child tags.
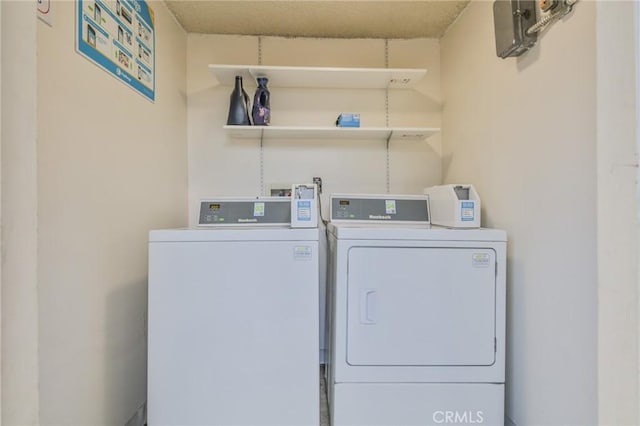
<box><xmin>252</xmin><ymin>77</ymin><xmax>271</xmax><ymax>126</ymax></box>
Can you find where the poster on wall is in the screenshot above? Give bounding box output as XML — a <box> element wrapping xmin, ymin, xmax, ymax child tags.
<box><xmin>76</xmin><ymin>0</ymin><xmax>155</xmax><ymax>102</ymax></box>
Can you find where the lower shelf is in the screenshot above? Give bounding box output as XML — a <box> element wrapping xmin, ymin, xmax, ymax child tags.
<box><xmin>223</xmin><ymin>125</ymin><xmax>440</xmax><ymax>142</ymax></box>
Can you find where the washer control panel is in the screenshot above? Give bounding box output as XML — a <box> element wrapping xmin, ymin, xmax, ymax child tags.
<box><xmin>199</xmin><ymin>198</ymin><xmax>291</xmax><ymax>226</ymax></box>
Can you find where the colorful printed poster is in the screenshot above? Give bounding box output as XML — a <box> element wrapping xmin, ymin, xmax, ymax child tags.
<box><xmin>76</xmin><ymin>0</ymin><xmax>155</xmax><ymax>102</ymax></box>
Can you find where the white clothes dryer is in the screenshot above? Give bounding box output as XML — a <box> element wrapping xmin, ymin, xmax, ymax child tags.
<box><xmin>326</xmin><ymin>194</ymin><xmax>507</xmax><ymax>426</ymax></box>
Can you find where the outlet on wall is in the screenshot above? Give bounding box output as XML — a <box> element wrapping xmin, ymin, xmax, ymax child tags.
<box><xmin>268</xmin><ymin>183</ymin><xmax>292</xmax><ymax>197</ymax></box>
<box><xmin>313</xmin><ymin>177</ymin><xmax>323</xmax><ymax>194</ymax></box>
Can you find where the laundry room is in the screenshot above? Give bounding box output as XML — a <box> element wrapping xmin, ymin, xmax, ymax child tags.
<box><xmin>2</xmin><ymin>1</ymin><xmax>638</xmax><ymax>426</ymax></box>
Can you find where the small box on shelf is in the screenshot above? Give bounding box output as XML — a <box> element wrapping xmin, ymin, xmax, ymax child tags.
<box><xmin>336</xmin><ymin>113</ymin><xmax>360</xmax><ymax>128</ymax></box>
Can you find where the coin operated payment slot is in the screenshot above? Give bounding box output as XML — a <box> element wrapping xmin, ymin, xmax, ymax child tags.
<box><xmin>424</xmin><ymin>184</ymin><xmax>481</xmax><ymax>228</ymax></box>
<box><xmin>291</xmin><ymin>184</ymin><xmax>318</xmax><ymax>228</ymax></box>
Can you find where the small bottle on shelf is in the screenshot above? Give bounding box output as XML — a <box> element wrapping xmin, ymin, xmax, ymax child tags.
<box><xmin>227</xmin><ymin>76</ymin><xmax>251</xmax><ymax>126</ymax></box>
<box><xmin>251</xmin><ymin>77</ymin><xmax>271</xmax><ymax>126</ymax></box>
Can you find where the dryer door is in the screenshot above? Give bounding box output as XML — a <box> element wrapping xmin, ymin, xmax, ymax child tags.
<box><xmin>346</xmin><ymin>246</ymin><xmax>496</xmax><ymax>366</ymax></box>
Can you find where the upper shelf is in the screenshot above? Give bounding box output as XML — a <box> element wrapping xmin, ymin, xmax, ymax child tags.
<box><xmin>208</xmin><ymin>64</ymin><xmax>427</xmax><ymax>89</ymax></box>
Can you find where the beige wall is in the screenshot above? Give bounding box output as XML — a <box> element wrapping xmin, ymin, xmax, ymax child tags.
<box><xmin>36</xmin><ymin>1</ymin><xmax>187</xmax><ymax>424</ymax></box>
<box><xmin>2</xmin><ymin>1</ymin><xmax>39</xmax><ymax>424</ymax></box>
<box><xmin>441</xmin><ymin>1</ymin><xmax>599</xmax><ymax>425</ymax></box>
<box><xmin>595</xmin><ymin>2</ymin><xmax>639</xmax><ymax>424</ymax></box>
<box><xmin>0</xmin><ymin>2</ymin><xmax>2</xmax><ymax>420</ymax></box>
<box><xmin>187</xmin><ymin>35</ymin><xmax>442</xmax><ymax>224</ymax></box>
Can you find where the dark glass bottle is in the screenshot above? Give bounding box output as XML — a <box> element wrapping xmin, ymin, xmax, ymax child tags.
<box><xmin>252</xmin><ymin>77</ymin><xmax>271</xmax><ymax>126</ymax></box>
<box><xmin>227</xmin><ymin>76</ymin><xmax>251</xmax><ymax>125</ymax></box>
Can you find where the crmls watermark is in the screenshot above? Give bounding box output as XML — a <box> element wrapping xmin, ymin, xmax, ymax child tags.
<box><xmin>432</xmin><ymin>410</ymin><xmax>484</xmax><ymax>424</ymax></box>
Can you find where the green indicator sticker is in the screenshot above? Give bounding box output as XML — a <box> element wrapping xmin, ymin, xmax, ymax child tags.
<box><xmin>253</xmin><ymin>202</ymin><xmax>265</xmax><ymax>217</ymax></box>
<box><xmin>385</xmin><ymin>200</ymin><xmax>397</xmax><ymax>215</ymax></box>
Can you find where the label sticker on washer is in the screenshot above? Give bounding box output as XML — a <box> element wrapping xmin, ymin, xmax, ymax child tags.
<box><xmin>294</xmin><ymin>245</ymin><xmax>312</xmax><ymax>261</ymax></box>
<box><xmin>253</xmin><ymin>202</ymin><xmax>265</xmax><ymax>217</ymax></box>
<box><xmin>472</xmin><ymin>253</ymin><xmax>490</xmax><ymax>268</ymax></box>
<box><xmin>461</xmin><ymin>201</ymin><xmax>475</xmax><ymax>221</ymax></box>
<box><xmin>385</xmin><ymin>200</ymin><xmax>397</xmax><ymax>215</ymax></box>
<box><xmin>296</xmin><ymin>200</ymin><xmax>312</xmax><ymax>221</ymax></box>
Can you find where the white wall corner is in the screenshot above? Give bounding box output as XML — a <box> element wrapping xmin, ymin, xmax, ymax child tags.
<box><xmin>0</xmin><ymin>0</ymin><xmax>3</xmax><ymax>421</ymax></box>
<box><xmin>596</xmin><ymin>1</ymin><xmax>640</xmax><ymax>425</ymax></box>
<box><xmin>1</xmin><ymin>0</ymin><xmax>40</xmax><ymax>425</ymax></box>
<box><xmin>637</xmin><ymin>0</ymin><xmax>640</xmax><ymax>424</ymax></box>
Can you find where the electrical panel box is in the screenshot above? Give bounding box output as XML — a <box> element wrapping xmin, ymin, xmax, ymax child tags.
<box><xmin>493</xmin><ymin>0</ymin><xmax>538</xmax><ymax>58</ymax></box>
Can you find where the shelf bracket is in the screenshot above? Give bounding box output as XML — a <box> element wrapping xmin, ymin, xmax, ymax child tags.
<box><xmin>258</xmin><ymin>37</ymin><xmax>264</xmax><ymax>195</ymax></box>
<box><xmin>259</xmin><ymin>129</ymin><xmax>265</xmax><ymax>195</ymax></box>
<box><xmin>386</xmin><ymin>132</ymin><xmax>392</xmax><ymax>194</ymax></box>
<box><xmin>384</xmin><ymin>39</ymin><xmax>390</xmax><ymax>128</ymax></box>
<box><xmin>385</xmin><ymin>39</ymin><xmax>391</xmax><ymax>194</ymax></box>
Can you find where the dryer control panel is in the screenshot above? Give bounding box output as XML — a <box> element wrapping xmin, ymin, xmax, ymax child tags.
<box><xmin>330</xmin><ymin>194</ymin><xmax>430</xmax><ymax>225</ymax></box>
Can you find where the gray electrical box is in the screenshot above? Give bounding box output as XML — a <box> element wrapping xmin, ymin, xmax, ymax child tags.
<box><xmin>493</xmin><ymin>0</ymin><xmax>537</xmax><ymax>58</ymax></box>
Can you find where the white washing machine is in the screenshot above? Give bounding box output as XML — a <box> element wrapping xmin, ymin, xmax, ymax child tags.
<box><xmin>148</xmin><ymin>198</ymin><xmax>319</xmax><ymax>426</ymax></box>
<box><xmin>326</xmin><ymin>194</ymin><xmax>507</xmax><ymax>426</ymax></box>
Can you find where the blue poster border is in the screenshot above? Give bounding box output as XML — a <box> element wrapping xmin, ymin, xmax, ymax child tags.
<box><xmin>76</xmin><ymin>0</ymin><xmax>156</xmax><ymax>102</ymax></box>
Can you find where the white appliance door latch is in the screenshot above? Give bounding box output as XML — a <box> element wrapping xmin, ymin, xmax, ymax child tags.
<box><xmin>360</xmin><ymin>289</ymin><xmax>377</xmax><ymax>324</ymax></box>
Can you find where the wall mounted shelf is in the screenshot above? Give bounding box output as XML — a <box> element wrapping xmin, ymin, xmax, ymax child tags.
<box><xmin>209</xmin><ymin>64</ymin><xmax>427</xmax><ymax>89</ymax></box>
<box><xmin>224</xmin><ymin>125</ymin><xmax>439</xmax><ymax>142</ymax></box>
<box><xmin>212</xmin><ymin>64</ymin><xmax>439</xmax><ymax>142</ymax></box>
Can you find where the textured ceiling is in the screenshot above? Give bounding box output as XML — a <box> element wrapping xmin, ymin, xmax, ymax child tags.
<box><xmin>165</xmin><ymin>1</ymin><xmax>470</xmax><ymax>39</ymax></box>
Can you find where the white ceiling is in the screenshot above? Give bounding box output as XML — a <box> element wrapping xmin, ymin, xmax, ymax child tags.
<box><xmin>165</xmin><ymin>1</ymin><xmax>471</xmax><ymax>39</ymax></box>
